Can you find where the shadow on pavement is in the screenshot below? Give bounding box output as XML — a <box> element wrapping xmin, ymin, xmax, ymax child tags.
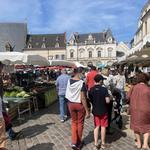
<box><xmin>83</xmin><ymin>128</ymin><xmax>127</xmax><ymax>145</ymax></box>
<box><xmin>19</xmin><ymin>122</ymin><xmax>55</xmax><ymax>138</ymax></box>
<box><xmin>27</xmin><ymin>143</ymin><xmax>54</xmax><ymax>150</ymax></box>
<box><xmin>83</xmin><ymin>131</ymin><xmax>94</xmax><ymax>145</ymax></box>
<box><xmin>121</xmin><ymin>114</ymin><xmax>130</xmax><ymax>130</ymax></box>
<box><xmin>106</xmin><ymin>129</ymin><xmax>127</xmax><ymax>143</ymax></box>
<box><xmin>12</xmin><ymin>101</ymin><xmax>59</xmax><ymax>127</ymax></box>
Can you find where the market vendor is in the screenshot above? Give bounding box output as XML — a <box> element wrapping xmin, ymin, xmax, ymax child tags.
<box><xmin>36</xmin><ymin>72</ymin><xmax>47</xmax><ymax>82</ymax></box>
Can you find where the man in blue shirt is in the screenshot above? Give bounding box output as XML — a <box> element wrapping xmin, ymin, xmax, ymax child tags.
<box><xmin>56</xmin><ymin>69</ymin><xmax>70</xmax><ymax>122</ymax></box>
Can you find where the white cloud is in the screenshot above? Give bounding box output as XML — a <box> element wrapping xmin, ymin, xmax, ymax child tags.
<box><xmin>0</xmin><ymin>0</ymin><xmax>147</xmax><ymax>41</ymax></box>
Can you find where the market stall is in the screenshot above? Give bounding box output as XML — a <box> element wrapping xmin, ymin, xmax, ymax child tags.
<box><xmin>0</xmin><ymin>52</ymin><xmax>57</xmax><ymax>120</ymax></box>
<box><xmin>3</xmin><ymin>82</ymin><xmax>57</xmax><ymax>119</ymax></box>
<box><xmin>0</xmin><ymin>52</ymin><xmax>50</xmax><ymax>66</ymax></box>
<box><xmin>49</xmin><ymin>60</ymin><xmax>86</xmax><ymax>68</ymax></box>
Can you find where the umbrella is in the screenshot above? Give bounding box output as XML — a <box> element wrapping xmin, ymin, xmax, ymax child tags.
<box><xmin>0</xmin><ymin>52</ymin><xmax>50</xmax><ymax>66</ymax></box>
<box><xmin>49</xmin><ymin>60</ymin><xmax>86</xmax><ymax>68</ymax></box>
<box><xmin>74</xmin><ymin>62</ymin><xmax>86</xmax><ymax>68</ymax></box>
<box><xmin>49</xmin><ymin>60</ymin><xmax>75</xmax><ymax>67</ymax></box>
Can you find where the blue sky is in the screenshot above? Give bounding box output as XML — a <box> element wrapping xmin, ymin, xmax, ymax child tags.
<box><xmin>0</xmin><ymin>0</ymin><xmax>148</xmax><ymax>42</ymax></box>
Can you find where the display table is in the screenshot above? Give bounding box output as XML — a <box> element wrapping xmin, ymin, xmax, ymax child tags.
<box><xmin>3</xmin><ymin>84</ymin><xmax>57</xmax><ymax>120</ymax></box>
<box><xmin>3</xmin><ymin>97</ymin><xmax>31</xmax><ymax>121</ymax></box>
<box><xmin>33</xmin><ymin>84</ymin><xmax>57</xmax><ymax>108</ymax></box>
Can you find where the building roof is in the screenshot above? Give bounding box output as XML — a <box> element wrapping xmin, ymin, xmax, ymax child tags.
<box><xmin>70</xmin><ymin>29</ymin><xmax>115</xmax><ymax>44</ymax></box>
<box><xmin>141</xmin><ymin>0</ymin><xmax>150</xmax><ymax>14</ymax></box>
<box><xmin>0</xmin><ymin>23</ymin><xmax>27</xmax><ymax>52</ymax></box>
<box><xmin>77</xmin><ymin>33</ymin><xmax>106</xmax><ymax>43</ymax></box>
<box><xmin>25</xmin><ymin>33</ymin><xmax>66</xmax><ymax>50</ymax></box>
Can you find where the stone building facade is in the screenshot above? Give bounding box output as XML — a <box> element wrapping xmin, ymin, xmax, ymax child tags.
<box><xmin>67</xmin><ymin>29</ymin><xmax>117</xmax><ymax>67</ymax></box>
<box><xmin>117</xmin><ymin>42</ymin><xmax>130</xmax><ymax>62</ymax></box>
<box><xmin>130</xmin><ymin>0</ymin><xmax>150</xmax><ymax>55</ymax></box>
<box><xmin>23</xmin><ymin>33</ymin><xmax>66</xmax><ymax>60</ymax></box>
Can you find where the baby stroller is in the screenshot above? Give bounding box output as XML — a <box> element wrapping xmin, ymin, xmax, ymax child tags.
<box><xmin>111</xmin><ymin>89</ymin><xmax>123</xmax><ymax>129</ymax></box>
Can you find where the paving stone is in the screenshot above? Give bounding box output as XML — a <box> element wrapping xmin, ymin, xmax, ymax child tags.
<box><xmin>6</xmin><ymin>101</ymin><xmax>139</xmax><ymax>150</ymax></box>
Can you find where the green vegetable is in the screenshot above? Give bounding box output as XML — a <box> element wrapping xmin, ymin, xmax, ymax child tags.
<box><xmin>23</xmin><ymin>94</ymin><xmax>30</xmax><ymax>98</ymax></box>
<box><xmin>4</xmin><ymin>92</ymin><xmax>10</xmax><ymax>97</ymax></box>
<box><xmin>10</xmin><ymin>91</ymin><xmax>17</xmax><ymax>97</ymax></box>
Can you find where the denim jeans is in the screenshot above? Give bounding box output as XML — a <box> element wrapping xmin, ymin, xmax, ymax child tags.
<box><xmin>59</xmin><ymin>95</ymin><xmax>67</xmax><ymax>120</ymax></box>
<box><xmin>117</xmin><ymin>89</ymin><xmax>125</xmax><ymax>111</ymax></box>
<box><xmin>7</xmin><ymin>128</ymin><xmax>15</xmax><ymax>140</ymax></box>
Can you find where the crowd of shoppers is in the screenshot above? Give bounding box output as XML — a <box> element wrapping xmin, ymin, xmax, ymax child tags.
<box><xmin>55</xmin><ymin>65</ymin><xmax>150</xmax><ymax>150</ymax></box>
<box><xmin>0</xmin><ymin>60</ymin><xmax>150</xmax><ymax>150</ymax></box>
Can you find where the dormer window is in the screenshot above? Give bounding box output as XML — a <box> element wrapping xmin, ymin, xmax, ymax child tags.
<box><xmin>88</xmin><ymin>34</ymin><xmax>93</xmax><ymax>41</ymax></box>
<box><xmin>28</xmin><ymin>43</ymin><xmax>32</xmax><ymax>48</ymax></box>
<box><xmin>42</xmin><ymin>37</ymin><xmax>46</xmax><ymax>41</ymax></box>
<box><xmin>55</xmin><ymin>42</ymin><xmax>59</xmax><ymax>48</ymax></box>
<box><xmin>87</xmin><ymin>34</ymin><xmax>94</xmax><ymax>44</ymax></box>
<box><xmin>41</xmin><ymin>43</ymin><xmax>46</xmax><ymax>48</ymax></box>
<box><xmin>36</xmin><ymin>42</ymin><xmax>39</xmax><ymax>46</ymax></box>
<box><xmin>69</xmin><ymin>39</ymin><xmax>74</xmax><ymax>45</ymax></box>
<box><xmin>56</xmin><ymin>36</ymin><xmax>59</xmax><ymax>42</ymax></box>
<box><xmin>29</xmin><ymin>37</ymin><xmax>32</xmax><ymax>42</ymax></box>
<box><xmin>107</xmin><ymin>37</ymin><xmax>112</xmax><ymax>43</ymax></box>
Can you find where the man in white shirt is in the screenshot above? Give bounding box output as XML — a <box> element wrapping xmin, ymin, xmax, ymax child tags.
<box><xmin>115</xmin><ymin>70</ymin><xmax>126</xmax><ymax>107</ymax></box>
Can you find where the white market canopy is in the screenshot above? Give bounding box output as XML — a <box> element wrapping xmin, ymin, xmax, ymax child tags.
<box><xmin>49</xmin><ymin>60</ymin><xmax>86</xmax><ymax>68</ymax></box>
<box><xmin>0</xmin><ymin>52</ymin><xmax>50</xmax><ymax>66</ymax></box>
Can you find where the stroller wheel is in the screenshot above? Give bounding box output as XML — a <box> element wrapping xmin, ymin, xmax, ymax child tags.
<box><xmin>118</xmin><ymin>118</ymin><xmax>123</xmax><ymax>129</ymax></box>
<box><xmin>118</xmin><ymin>122</ymin><xmax>123</xmax><ymax>129</ymax></box>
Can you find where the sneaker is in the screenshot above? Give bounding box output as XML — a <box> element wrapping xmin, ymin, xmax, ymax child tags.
<box><xmin>11</xmin><ymin>131</ymin><xmax>22</xmax><ymax>140</ymax></box>
<box><xmin>64</xmin><ymin>115</ymin><xmax>69</xmax><ymax>120</ymax></box>
<box><xmin>93</xmin><ymin>144</ymin><xmax>101</xmax><ymax>150</ymax></box>
<box><xmin>77</xmin><ymin>141</ymin><xmax>85</xmax><ymax>148</ymax></box>
<box><xmin>60</xmin><ymin>119</ymin><xmax>65</xmax><ymax>123</ymax></box>
<box><xmin>71</xmin><ymin>144</ymin><xmax>79</xmax><ymax>150</ymax></box>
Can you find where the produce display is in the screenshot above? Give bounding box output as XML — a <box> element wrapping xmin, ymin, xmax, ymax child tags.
<box><xmin>2</xmin><ymin>70</ymin><xmax>57</xmax><ymax>120</ymax></box>
<box><xmin>4</xmin><ymin>86</ymin><xmax>30</xmax><ymax>98</ymax></box>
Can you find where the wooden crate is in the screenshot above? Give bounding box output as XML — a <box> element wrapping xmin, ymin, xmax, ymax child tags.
<box><xmin>8</xmin><ymin>105</ymin><xmax>18</xmax><ymax>120</ymax></box>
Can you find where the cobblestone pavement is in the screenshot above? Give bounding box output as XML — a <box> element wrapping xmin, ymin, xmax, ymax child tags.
<box><xmin>6</xmin><ymin>101</ymin><xmax>137</xmax><ymax>150</ymax></box>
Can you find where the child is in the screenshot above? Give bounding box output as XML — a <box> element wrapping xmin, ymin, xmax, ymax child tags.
<box><xmin>89</xmin><ymin>74</ymin><xmax>110</xmax><ymax>149</ymax></box>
